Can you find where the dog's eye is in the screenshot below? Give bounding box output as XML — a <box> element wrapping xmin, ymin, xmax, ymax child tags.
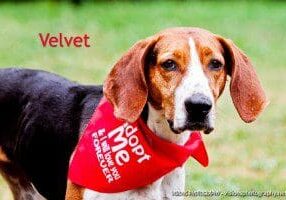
<box><xmin>209</xmin><ymin>59</ymin><xmax>223</xmax><ymax>71</ymax></box>
<box><xmin>161</xmin><ymin>60</ymin><xmax>177</xmax><ymax>71</ymax></box>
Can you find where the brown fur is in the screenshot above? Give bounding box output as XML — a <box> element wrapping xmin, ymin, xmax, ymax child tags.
<box><xmin>67</xmin><ymin>27</ymin><xmax>268</xmax><ymax>199</ymax></box>
<box><xmin>194</xmin><ymin>34</ymin><xmax>228</xmax><ymax>101</ymax></box>
<box><xmin>216</xmin><ymin>36</ymin><xmax>268</xmax><ymax>122</ymax></box>
<box><xmin>103</xmin><ymin>36</ymin><xmax>160</xmax><ymax>123</ymax></box>
<box><xmin>66</xmin><ymin>181</ymin><xmax>84</xmax><ymax>200</ymax></box>
<box><xmin>147</xmin><ymin>35</ymin><xmax>190</xmax><ymax>119</ymax></box>
<box><xmin>0</xmin><ymin>147</ymin><xmax>9</xmax><ymax>162</ymax></box>
<box><xmin>104</xmin><ymin>27</ymin><xmax>267</xmax><ymax>123</ymax></box>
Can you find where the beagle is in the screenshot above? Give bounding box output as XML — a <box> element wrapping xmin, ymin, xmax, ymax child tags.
<box><xmin>0</xmin><ymin>27</ymin><xmax>267</xmax><ymax>200</ymax></box>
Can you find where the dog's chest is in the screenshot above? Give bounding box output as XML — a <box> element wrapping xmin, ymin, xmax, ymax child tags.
<box><xmin>79</xmin><ymin>104</ymin><xmax>189</xmax><ymax>200</ymax></box>
<box><xmin>82</xmin><ymin>166</ymin><xmax>185</xmax><ymax>200</ymax></box>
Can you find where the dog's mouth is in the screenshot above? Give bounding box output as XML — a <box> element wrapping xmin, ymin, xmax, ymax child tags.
<box><xmin>167</xmin><ymin>120</ymin><xmax>214</xmax><ymax>134</ymax></box>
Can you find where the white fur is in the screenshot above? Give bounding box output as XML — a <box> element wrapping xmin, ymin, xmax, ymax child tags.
<box><xmin>174</xmin><ymin>37</ymin><xmax>215</xmax><ymax>130</ymax></box>
<box><xmin>83</xmin><ymin>104</ymin><xmax>188</xmax><ymax>200</ymax></box>
<box><xmin>82</xmin><ymin>37</ymin><xmax>215</xmax><ymax>200</ymax></box>
<box><xmin>146</xmin><ymin>103</ymin><xmax>190</xmax><ymax>145</ymax></box>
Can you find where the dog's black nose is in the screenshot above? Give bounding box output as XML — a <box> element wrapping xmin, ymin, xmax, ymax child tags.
<box><xmin>184</xmin><ymin>94</ymin><xmax>212</xmax><ymax>117</ymax></box>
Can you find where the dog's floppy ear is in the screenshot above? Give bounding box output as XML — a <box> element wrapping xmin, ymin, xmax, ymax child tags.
<box><xmin>104</xmin><ymin>36</ymin><xmax>159</xmax><ymax>122</ymax></box>
<box><xmin>217</xmin><ymin>36</ymin><xmax>268</xmax><ymax>122</ymax></box>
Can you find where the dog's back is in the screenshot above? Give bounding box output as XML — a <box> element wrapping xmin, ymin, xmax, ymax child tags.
<box><xmin>0</xmin><ymin>68</ymin><xmax>102</xmax><ymax>199</ymax></box>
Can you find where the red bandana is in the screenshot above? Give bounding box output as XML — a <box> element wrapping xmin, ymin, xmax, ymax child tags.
<box><xmin>68</xmin><ymin>97</ymin><xmax>208</xmax><ymax>193</ymax></box>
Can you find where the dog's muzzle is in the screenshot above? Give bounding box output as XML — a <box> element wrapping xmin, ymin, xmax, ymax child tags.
<box><xmin>171</xmin><ymin>93</ymin><xmax>214</xmax><ymax>134</ymax></box>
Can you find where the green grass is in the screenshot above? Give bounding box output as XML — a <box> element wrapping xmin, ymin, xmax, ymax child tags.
<box><xmin>0</xmin><ymin>1</ymin><xmax>285</xmax><ymax>199</ymax></box>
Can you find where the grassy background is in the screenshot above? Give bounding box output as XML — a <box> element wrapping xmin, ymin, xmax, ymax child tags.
<box><xmin>0</xmin><ymin>1</ymin><xmax>285</xmax><ymax>199</ymax></box>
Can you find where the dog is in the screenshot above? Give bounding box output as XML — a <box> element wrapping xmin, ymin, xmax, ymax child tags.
<box><xmin>0</xmin><ymin>27</ymin><xmax>267</xmax><ymax>200</ymax></box>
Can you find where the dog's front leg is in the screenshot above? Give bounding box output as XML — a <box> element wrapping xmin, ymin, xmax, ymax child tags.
<box><xmin>161</xmin><ymin>166</ymin><xmax>185</xmax><ymax>200</ymax></box>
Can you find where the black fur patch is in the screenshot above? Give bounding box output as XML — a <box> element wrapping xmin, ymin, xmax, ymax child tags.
<box><xmin>0</xmin><ymin>68</ymin><xmax>103</xmax><ymax>200</ymax></box>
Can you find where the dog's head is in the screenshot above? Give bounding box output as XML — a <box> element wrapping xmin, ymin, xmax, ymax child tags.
<box><xmin>104</xmin><ymin>27</ymin><xmax>268</xmax><ymax>134</ymax></box>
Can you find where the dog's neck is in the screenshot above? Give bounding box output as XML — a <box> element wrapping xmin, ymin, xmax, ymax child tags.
<box><xmin>146</xmin><ymin>103</ymin><xmax>190</xmax><ymax>145</ymax></box>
